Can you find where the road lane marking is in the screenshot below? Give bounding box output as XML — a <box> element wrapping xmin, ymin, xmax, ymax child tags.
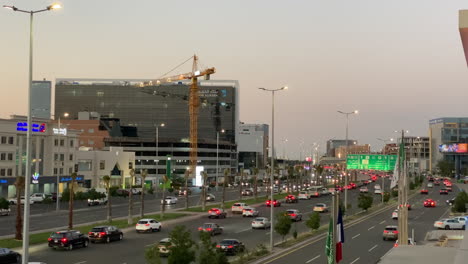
<box><xmin>305</xmin><ymin>255</ymin><xmax>321</xmax><ymax>263</ymax></box>
<box><xmin>236</xmin><ymin>227</ymin><xmax>252</xmax><ymax>234</ymax></box>
<box><xmin>368</xmin><ymin>225</ymin><xmax>375</xmax><ymax>231</ymax></box>
<box><xmin>350</xmin><ymin>257</ymin><xmax>360</xmax><ymax>264</ymax></box>
<box><xmin>368</xmin><ymin>244</ymin><xmax>378</xmax><ymax>252</ymax></box>
<box><xmin>352</xmin><ymin>233</ymin><xmax>360</xmax><ymax>240</ymax></box>
<box><xmin>379</xmin><ymin>220</ymin><xmax>386</xmax><ymax>224</ymax></box>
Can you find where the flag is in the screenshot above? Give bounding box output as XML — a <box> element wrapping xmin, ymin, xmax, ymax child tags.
<box><xmin>336</xmin><ymin>207</ymin><xmax>345</xmax><ymax>263</ymax></box>
<box><xmin>326</xmin><ymin>218</ymin><xmax>334</xmax><ymax>264</ymax></box>
<box><xmin>390</xmin><ymin>140</ymin><xmax>406</xmax><ymax>189</ymax></box>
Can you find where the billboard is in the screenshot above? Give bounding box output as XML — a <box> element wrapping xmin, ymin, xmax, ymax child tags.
<box><xmin>347</xmin><ymin>154</ymin><xmax>397</xmax><ymax>171</ymax></box>
<box><xmin>438</xmin><ymin>143</ymin><xmax>468</xmax><ymax>153</ymax></box>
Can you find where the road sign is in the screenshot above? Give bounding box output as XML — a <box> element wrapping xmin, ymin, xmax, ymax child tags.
<box><xmin>346</xmin><ymin>154</ymin><xmax>397</xmax><ymax>171</ymax></box>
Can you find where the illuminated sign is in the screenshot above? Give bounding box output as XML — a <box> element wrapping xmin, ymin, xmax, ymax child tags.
<box><xmin>347</xmin><ymin>154</ymin><xmax>397</xmax><ymax>171</ymax></box>
<box><xmin>0</xmin><ymin>179</ymin><xmax>7</xmax><ymax>184</ymax></box>
<box><xmin>306</xmin><ymin>157</ymin><xmax>312</xmax><ymax>162</ymax></box>
<box><xmin>439</xmin><ymin>144</ymin><xmax>468</xmax><ymax>153</ymax></box>
<box><xmin>53</xmin><ymin>128</ymin><xmax>67</xmax><ymax>136</ymax></box>
<box><xmin>195</xmin><ymin>166</ymin><xmax>204</xmax><ymax>187</ymax></box>
<box><xmin>16</xmin><ymin>122</ymin><xmax>46</xmax><ymax>133</ymax></box>
<box><xmin>32</xmin><ymin>173</ymin><xmax>40</xmax><ymax>184</ymax></box>
<box><xmin>60</xmin><ymin>176</ymin><xmax>84</xmax><ymax>182</ymax></box>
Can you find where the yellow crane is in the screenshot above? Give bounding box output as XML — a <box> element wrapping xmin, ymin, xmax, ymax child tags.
<box><xmin>138</xmin><ymin>55</ymin><xmax>216</xmax><ymax>178</ymax></box>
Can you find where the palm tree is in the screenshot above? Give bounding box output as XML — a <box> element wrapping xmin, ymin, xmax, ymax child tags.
<box><xmin>14</xmin><ymin>176</ymin><xmax>24</xmax><ymax>240</ymax></box>
<box><xmin>140</xmin><ymin>169</ymin><xmax>148</xmax><ymax>218</ymax></box>
<box><xmin>103</xmin><ymin>175</ymin><xmax>112</xmax><ymax>222</ymax></box>
<box><xmin>184</xmin><ymin>169</ymin><xmax>190</xmax><ymax>210</ymax></box>
<box><xmin>315</xmin><ymin>165</ymin><xmax>324</xmax><ymax>186</ymax></box>
<box><xmin>128</xmin><ymin>169</ymin><xmax>135</xmax><ymax>225</ymax></box>
<box><xmin>201</xmin><ymin>172</ymin><xmax>208</xmax><ymax>211</ymax></box>
<box><xmin>68</xmin><ymin>172</ymin><xmax>77</xmax><ymax>230</ymax></box>
<box><xmin>222</xmin><ymin>168</ymin><xmax>230</xmax><ymax>209</ymax></box>
<box><xmin>253</xmin><ymin>168</ymin><xmax>259</xmax><ymax>201</ymax></box>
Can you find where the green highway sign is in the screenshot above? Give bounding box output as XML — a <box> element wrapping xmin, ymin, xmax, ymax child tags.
<box><xmin>346</xmin><ymin>154</ymin><xmax>397</xmax><ymax>171</ymax></box>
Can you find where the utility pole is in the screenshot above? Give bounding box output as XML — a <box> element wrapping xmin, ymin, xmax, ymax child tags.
<box><xmin>397</xmin><ymin>130</ymin><xmax>409</xmax><ymax>245</ymax></box>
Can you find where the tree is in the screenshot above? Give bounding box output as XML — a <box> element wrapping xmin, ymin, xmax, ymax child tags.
<box><xmin>222</xmin><ymin>168</ymin><xmax>229</xmax><ymax>209</ymax></box>
<box><xmin>383</xmin><ymin>192</ymin><xmax>390</xmax><ymax>203</ymax></box>
<box><xmin>168</xmin><ymin>225</ymin><xmax>196</xmax><ymax>264</ymax></box>
<box><xmin>287</xmin><ymin>166</ymin><xmax>294</xmax><ymax>194</ymax></box>
<box><xmin>201</xmin><ymin>172</ymin><xmax>208</xmax><ymax>211</ymax></box>
<box><xmin>68</xmin><ymin>172</ymin><xmax>77</xmax><ymax>230</ymax></box>
<box><xmin>14</xmin><ymin>176</ymin><xmax>24</xmax><ymax>240</ymax></box>
<box><xmin>140</xmin><ymin>169</ymin><xmax>148</xmax><ymax>218</ymax></box>
<box><xmin>128</xmin><ymin>169</ymin><xmax>135</xmax><ymax>224</ymax></box>
<box><xmin>437</xmin><ymin>160</ymin><xmax>454</xmax><ymax>177</ymax></box>
<box><xmin>358</xmin><ymin>193</ymin><xmax>373</xmax><ymax>211</ymax></box>
<box><xmin>0</xmin><ymin>197</ymin><xmax>9</xmax><ymax>210</ymax></box>
<box><xmin>253</xmin><ymin>168</ymin><xmax>259</xmax><ymax>201</ymax></box>
<box><xmin>103</xmin><ymin>175</ymin><xmax>112</xmax><ymax>222</ymax></box>
<box><xmin>274</xmin><ymin>212</ymin><xmax>292</xmax><ymax>242</ymax></box>
<box><xmin>197</xmin><ymin>230</ymin><xmax>229</xmax><ymax>264</ymax></box>
<box><xmin>306</xmin><ymin>212</ymin><xmax>321</xmax><ymax>231</ymax></box>
<box><xmin>145</xmin><ymin>245</ymin><xmax>162</xmax><ymax>264</ymax></box>
<box><xmin>184</xmin><ymin>169</ymin><xmax>190</xmax><ymax>210</ymax></box>
<box><xmin>315</xmin><ymin>165</ymin><xmax>324</xmax><ymax>186</ymax></box>
<box><xmin>453</xmin><ymin>191</ymin><xmax>468</xmax><ymax>213</ymax></box>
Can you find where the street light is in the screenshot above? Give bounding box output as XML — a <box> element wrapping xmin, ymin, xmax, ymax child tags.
<box><xmin>3</xmin><ymin>4</ymin><xmax>61</xmax><ymax>264</ymax></box>
<box><xmin>216</xmin><ymin>129</ymin><xmax>225</xmax><ymax>191</ymax></box>
<box><xmin>258</xmin><ymin>86</ymin><xmax>287</xmax><ymax>250</ymax></box>
<box><xmin>155</xmin><ymin>123</ymin><xmax>165</xmax><ymax>179</ymax></box>
<box><xmin>337</xmin><ymin>109</ymin><xmax>358</xmax><ymax>210</ymax></box>
<box><xmin>54</xmin><ymin>112</ymin><xmax>69</xmax><ymax>212</ymax></box>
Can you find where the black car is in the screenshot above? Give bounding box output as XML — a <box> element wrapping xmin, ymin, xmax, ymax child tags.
<box><xmin>88</xmin><ymin>226</ymin><xmax>123</xmax><ymax>243</ymax></box>
<box><xmin>446</xmin><ymin>198</ymin><xmax>455</xmax><ymax>206</ymax></box>
<box><xmin>48</xmin><ymin>230</ymin><xmax>89</xmax><ymax>250</ymax></box>
<box><xmin>0</xmin><ymin>248</ymin><xmax>21</xmax><ymax>264</ymax></box>
<box><xmin>216</xmin><ymin>239</ymin><xmax>245</xmax><ymax>255</ymax></box>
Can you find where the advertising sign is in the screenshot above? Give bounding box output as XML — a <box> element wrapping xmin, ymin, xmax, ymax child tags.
<box><xmin>438</xmin><ymin>143</ymin><xmax>468</xmax><ymax>153</ymax></box>
<box><xmin>346</xmin><ymin>154</ymin><xmax>397</xmax><ymax>171</ymax></box>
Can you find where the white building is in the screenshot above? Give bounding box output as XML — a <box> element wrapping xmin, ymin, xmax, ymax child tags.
<box><xmin>76</xmin><ymin>147</ymin><xmax>135</xmax><ymax>189</ymax></box>
<box><xmin>237</xmin><ymin>123</ymin><xmax>269</xmax><ymax>171</ymax></box>
<box><xmin>0</xmin><ymin>115</ymin><xmax>80</xmax><ymax>198</ymax></box>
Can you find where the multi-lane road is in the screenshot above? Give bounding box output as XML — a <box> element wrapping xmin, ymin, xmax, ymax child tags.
<box><xmin>26</xmin><ymin>180</ymin><xmax>388</xmax><ymax>264</ymax></box>
<box><xmin>257</xmin><ymin>181</ymin><xmax>457</xmax><ymax>264</ymax></box>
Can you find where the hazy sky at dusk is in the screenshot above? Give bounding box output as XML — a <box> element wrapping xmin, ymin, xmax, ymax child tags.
<box><xmin>1</xmin><ymin>0</ymin><xmax>468</xmax><ymax>159</ymax></box>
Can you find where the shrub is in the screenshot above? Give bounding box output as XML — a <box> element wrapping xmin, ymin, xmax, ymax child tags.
<box><xmin>42</xmin><ymin>197</ymin><xmax>53</xmax><ymax>204</ymax></box>
<box><xmin>383</xmin><ymin>192</ymin><xmax>390</xmax><ymax>203</ymax></box>
<box><xmin>306</xmin><ymin>212</ymin><xmax>321</xmax><ymax>231</ymax></box>
<box><xmin>391</xmin><ymin>189</ymin><xmax>398</xmax><ymax>198</ymax></box>
<box><xmin>274</xmin><ymin>212</ymin><xmax>292</xmax><ymax>241</ymax></box>
<box><xmin>358</xmin><ymin>193</ymin><xmax>373</xmax><ymax>211</ymax></box>
<box><xmin>74</xmin><ymin>191</ymin><xmax>88</xmax><ymax>201</ymax></box>
<box><xmin>109</xmin><ymin>186</ymin><xmax>120</xmax><ymax>197</ymax></box>
<box><xmin>0</xmin><ymin>197</ymin><xmax>9</xmax><ymax>210</ymax></box>
<box><xmin>453</xmin><ymin>191</ymin><xmax>468</xmax><ymax>213</ymax></box>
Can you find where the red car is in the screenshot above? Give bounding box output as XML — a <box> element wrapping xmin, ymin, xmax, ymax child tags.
<box><xmin>424</xmin><ymin>199</ymin><xmax>436</xmax><ymax>207</ymax></box>
<box><xmin>335</xmin><ymin>186</ymin><xmax>344</xmax><ymax>192</ymax></box>
<box><xmin>420</xmin><ymin>189</ymin><xmax>428</xmax><ymax>194</ymax></box>
<box><xmin>285</xmin><ymin>195</ymin><xmax>298</xmax><ymax>203</ymax></box>
<box><xmin>350</xmin><ymin>183</ymin><xmax>357</xmax><ymax>189</ymax></box>
<box><xmin>266</xmin><ymin>199</ymin><xmax>281</xmax><ymax>207</ymax></box>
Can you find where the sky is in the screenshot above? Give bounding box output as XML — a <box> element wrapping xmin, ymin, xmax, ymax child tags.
<box><xmin>1</xmin><ymin>0</ymin><xmax>468</xmax><ymax>159</ymax></box>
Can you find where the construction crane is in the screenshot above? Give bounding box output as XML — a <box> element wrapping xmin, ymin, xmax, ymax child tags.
<box><xmin>138</xmin><ymin>55</ymin><xmax>216</xmax><ymax>179</ymax></box>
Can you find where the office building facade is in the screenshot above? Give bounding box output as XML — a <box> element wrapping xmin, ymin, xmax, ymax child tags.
<box><xmin>326</xmin><ymin>139</ymin><xmax>357</xmax><ymax>157</ymax></box>
<box><xmin>237</xmin><ymin>123</ymin><xmax>269</xmax><ymax>171</ymax></box>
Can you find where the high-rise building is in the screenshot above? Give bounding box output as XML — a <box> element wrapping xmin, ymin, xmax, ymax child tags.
<box><xmin>237</xmin><ymin>123</ymin><xmax>269</xmax><ymax>171</ymax></box>
<box><xmin>335</xmin><ymin>144</ymin><xmax>370</xmax><ymax>158</ymax></box>
<box><xmin>398</xmin><ymin>136</ymin><xmax>430</xmax><ymax>173</ymax></box>
<box><xmin>326</xmin><ymin>139</ymin><xmax>357</xmax><ymax>157</ymax></box>
<box><xmin>31</xmin><ymin>80</ymin><xmax>51</xmax><ymax>119</ymax></box>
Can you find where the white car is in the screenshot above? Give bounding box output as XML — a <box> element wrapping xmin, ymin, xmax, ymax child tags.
<box><xmin>298</xmin><ymin>191</ymin><xmax>310</xmax><ymax>200</ymax></box>
<box><xmin>136</xmin><ymin>219</ymin><xmax>162</xmax><ymax>232</ymax></box>
<box><xmin>242</xmin><ymin>207</ymin><xmax>259</xmax><ymax>217</ymax></box>
<box><xmin>161</xmin><ymin>196</ymin><xmax>178</xmax><ymax>205</ymax></box>
<box><xmin>434</xmin><ymin>218</ymin><xmax>465</xmax><ymax>230</ymax></box>
<box><xmin>8</xmin><ymin>196</ymin><xmax>34</xmax><ymax>205</ymax></box>
<box><xmin>392</xmin><ymin>210</ymin><xmax>398</xmax><ymax>220</ymax></box>
<box><xmin>251</xmin><ymin>217</ymin><xmax>271</xmax><ymax>229</ymax></box>
<box><xmin>0</xmin><ymin>208</ymin><xmax>10</xmax><ymax>216</ymax></box>
<box><xmin>374</xmin><ymin>189</ymin><xmax>382</xmax><ymax>195</ymax></box>
<box><xmin>359</xmin><ymin>187</ymin><xmax>369</xmax><ymax>193</ymax></box>
<box><xmin>427</xmin><ymin>183</ymin><xmax>434</xmax><ymax>188</ymax></box>
<box><xmin>30</xmin><ymin>193</ymin><xmax>47</xmax><ymax>203</ymax></box>
<box><xmin>231</xmin><ymin>203</ymin><xmax>248</xmax><ymax>214</ymax></box>
<box><xmin>313</xmin><ymin>203</ymin><xmax>329</xmax><ymax>213</ymax></box>
<box><xmin>374</xmin><ymin>184</ymin><xmax>381</xmax><ymax>190</ymax></box>
<box><xmin>88</xmin><ymin>196</ymin><xmax>108</xmax><ymax>206</ymax></box>
<box><xmin>320</xmin><ymin>188</ymin><xmax>330</xmax><ymax>195</ymax></box>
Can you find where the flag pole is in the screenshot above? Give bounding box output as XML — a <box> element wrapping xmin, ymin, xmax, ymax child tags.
<box><xmin>332</xmin><ymin>193</ymin><xmax>337</xmax><ymax>264</ymax></box>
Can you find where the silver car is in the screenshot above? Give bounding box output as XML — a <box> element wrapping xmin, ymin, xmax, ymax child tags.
<box><xmin>252</xmin><ymin>217</ymin><xmax>271</xmax><ymax>229</ymax></box>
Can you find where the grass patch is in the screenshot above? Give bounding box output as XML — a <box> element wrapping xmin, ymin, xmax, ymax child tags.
<box><xmin>0</xmin><ymin>212</ymin><xmax>187</xmax><ymax>249</ymax></box>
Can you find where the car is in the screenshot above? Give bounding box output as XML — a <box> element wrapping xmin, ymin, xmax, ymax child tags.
<box><xmin>30</xmin><ymin>193</ymin><xmax>47</xmax><ymax>203</ymax></box>
<box><xmin>0</xmin><ymin>208</ymin><xmax>10</xmax><ymax>216</ymax></box>
<box><xmin>309</xmin><ymin>189</ymin><xmax>321</xmax><ymax>198</ymax></box>
<box><xmin>434</xmin><ymin>181</ymin><xmax>440</xmax><ymax>186</ymax></box>
<box><xmin>427</xmin><ymin>183</ymin><xmax>433</xmax><ymax>188</ymax></box>
<box><xmin>428</xmin><ymin>177</ymin><xmax>434</xmax><ymax>182</ymax></box>
<box><xmin>177</xmin><ymin>188</ymin><xmax>192</xmax><ymax>196</ymax></box>
<box><xmin>439</xmin><ymin>189</ymin><xmax>449</xmax><ymax>195</ymax></box>
<box><xmin>206</xmin><ymin>193</ymin><xmax>215</xmax><ymax>201</ymax></box>
<box><xmin>88</xmin><ymin>226</ymin><xmax>123</xmax><ymax>243</ymax></box>
<box><xmin>7</xmin><ymin>196</ymin><xmax>34</xmax><ymax>205</ymax></box>
<box><xmin>241</xmin><ymin>189</ymin><xmax>253</xmax><ymax>196</ymax></box>
<box><xmin>335</xmin><ymin>185</ymin><xmax>344</xmax><ymax>192</ymax></box>
<box><xmin>51</xmin><ymin>192</ymin><xmax>61</xmax><ymax>201</ymax></box>
<box><xmin>161</xmin><ymin>196</ymin><xmax>178</xmax><ymax>205</ymax></box>
<box><xmin>359</xmin><ymin>187</ymin><xmax>369</xmax><ymax>193</ymax></box>
<box><xmin>320</xmin><ymin>188</ymin><xmax>331</xmax><ymax>195</ymax></box>
<box><xmin>375</xmin><ymin>184</ymin><xmax>381</xmax><ymax>190</ymax></box>
<box><xmin>286</xmin><ymin>209</ymin><xmax>303</xmax><ymax>221</ymax></box>
<box><xmin>231</xmin><ymin>203</ymin><xmax>248</xmax><ymax>214</ymax></box>
<box><xmin>434</xmin><ymin>218</ymin><xmax>465</xmax><ymax>230</ymax></box>
<box><xmin>328</xmin><ymin>188</ymin><xmax>337</xmax><ymax>194</ymax></box>
<box><xmin>251</xmin><ymin>217</ymin><xmax>271</xmax><ymax>229</ymax></box>
<box><xmin>313</xmin><ymin>203</ymin><xmax>329</xmax><ymax>213</ymax></box>
<box><xmin>216</xmin><ymin>239</ymin><xmax>245</xmax><ymax>255</ymax></box>
<box><xmin>394</xmin><ymin>238</ymin><xmax>416</xmax><ymax>247</ymax></box>
<box><xmin>265</xmin><ymin>199</ymin><xmax>281</xmax><ymax>207</ymax></box>
<box><xmin>350</xmin><ymin>182</ymin><xmax>357</xmax><ymax>189</ymax></box>
<box><xmin>451</xmin><ymin>216</ymin><xmax>468</xmax><ymax>226</ymax></box>
<box><xmin>0</xmin><ymin>248</ymin><xmax>21</xmax><ymax>264</ymax></box>
<box><xmin>374</xmin><ymin>189</ymin><xmax>382</xmax><ymax>195</ymax></box>
<box><xmin>382</xmin><ymin>225</ymin><xmax>399</xmax><ymax>241</ymax></box>
<box><xmin>157</xmin><ymin>238</ymin><xmax>174</xmax><ymax>257</ymax></box>
<box><xmin>298</xmin><ymin>191</ymin><xmax>310</xmax><ymax>200</ymax></box>
<box><xmin>242</xmin><ymin>207</ymin><xmax>259</xmax><ymax>217</ymax></box>
<box><xmin>198</xmin><ymin>223</ymin><xmax>223</xmax><ymax>235</ymax></box>
<box><xmin>136</xmin><ymin>219</ymin><xmax>162</xmax><ymax>232</ymax></box>
<box><xmin>444</xmin><ymin>181</ymin><xmax>452</xmax><ymax>187</ymax></box>
<box><xmin>446</xmin><ymin>186</ymin><xmax>453</xmax><ymax>192</ymax></box>
<box><xmin>392</xmin><ymin>209</ymin><xmax>398</xmax><ymax>219</ymax></box>
<box><xmin>424</xmin><ymin>199</ymin><xmax>436</xmax><ymax>207</ymax></box>
<box><xmin>285</xmin><ymin>194</ymin><xmax>298</xmax><ymax>203</ymax></box>
<box><xmin>446</xmin><ymin>198</ymin><xmax>455</xmax><ymax>206</ymax></box>
<box><xmin>48</xmin><ymin>230</ymin><xmax>89</xmax><ymax>250</ymax></box>
<box><xmin>420</xmin><ymin>189</ymin><xmax>428</xmax><ymax>194</ymax></box>
<box><xmin>208</xmin><ymin>208</ymin><xmax>227</xmax><ymax>219</ymax></box>
<box><xmin>88</xmin><ymin>196</ymin><xmax>108</xmax><ymax>206</ymax></box>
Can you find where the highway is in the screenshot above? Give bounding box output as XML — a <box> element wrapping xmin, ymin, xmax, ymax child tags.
<box><xmin>258</xmin><ymin>182</ymin><xmax>457</xmax><ymax>264</ymax></box>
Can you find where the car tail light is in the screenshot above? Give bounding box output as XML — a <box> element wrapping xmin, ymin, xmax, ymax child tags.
<box><xmin>290</xmin><ymin>213</ymin><xmax>296</xmax><ymax>217</ymax></box>
<box><xmin>88</xmin><ymin>232</ymin><xmax>93</xmax><ymax>235</ymax></box>
<box><xmin>228</xmin><ymin>245</ymin><xmax>234</xmax><ymax>249</ymax></box>
<box><xmin>99</xmin><ymin>232</ymin><xmax>106</xmax><ymax>237</ymax></box>
<box><xmin>394</xmin><ymin>243</ymin><xmax>399</xmax><ymax>247</ymax></box>
<box><xmin>145</xmin><ymin>224</ymin><xmax>150</xmax><ymax>226</ymax></box>
<box><xmin>432</xmin><ymin>202</ymin><xmax>435</xmax><ymax>205</ymax></box>
<box><xmin>61</xmin><ymin>238</ymin><xmax>68</xmax><ymax>243</ymax></box>
<box><xmin>216</xmin><ymin>245</ymin><xmax>221</xmax><ymax>248</ymax></box>
<box><xmin>48</xmin><ymin>237</ymin><xmax>52</xmax><ymax>241</ymax></box>
<box><xmin>208</xmin><ymin>210</ymin><xmax>212</xmax><ymax>213</ymax></box>
<box><xmin>198</xmin><ymin>227</ymin><xmax>203</xmax><ymax>231</ymax></box>
<box><xmin>394</xmin><ymin>231</ymin><xmax>399</xmax><ymax>234</ymax></box>
<box><xmin>243</xmin><ymin>210</ymin><xmax>246</xmax><ymax>212</ymax></box>
<box><xmin>206</xmin><ymin>228</ymin><xmax>212</xmax><ymax>231</ymax></box>
<box><xmin>383</xmin><ymin>230</ymin><xmax>389</xmax><ymax>233</ymax></box>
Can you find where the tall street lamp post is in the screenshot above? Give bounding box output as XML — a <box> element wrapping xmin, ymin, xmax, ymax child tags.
<box><xmin>337</xmin><ymin>110</ymin><xmax>358</xmax><ymax>209</ymax></box>
<box><xmin>216</xmin><ymin>129</ymin><xmax>225</xmax><ymax>191</ymax></box>
<box><xmin>55</xmin><ymin>112</ymin><xmax>69</xmax><ymax>212</ymax></box>
<box><xmin>259</xmin><ymin>86</ymin><xmax>287</xmax><ymax>250</ymax></box>
<box><xmin>3</xmin><ymin>4</ymin><xmax>61</xmax><ymax>264</ymax></box>
<box><xmin>155</xmin><ymin>123</ymin><xmax>165</xmax><ymax>182</ymax></box>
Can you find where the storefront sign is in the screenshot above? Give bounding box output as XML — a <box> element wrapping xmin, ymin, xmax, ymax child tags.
<box><xmin>17</xmin><ymin>122</ymin><xmax>47</xmax><ymax>133</ymax></box>
<box><xmin>0</xmin><ymin>179</ymin><xmax>7</xmax><ymax>184</ymax></box>
<box><xmin>60</xmin><ymin>176</ymin><xmax>84</xmax><ymax>182</ymax></box>
<box><xmin>32</xmin><ymin>173</ymin><xmax>40</xmax><ymax>184</ymax></box>
<box><xmin>53</xmin><ymin>128</ymin><xmax>67</xmax><ymax>136</ymax></box>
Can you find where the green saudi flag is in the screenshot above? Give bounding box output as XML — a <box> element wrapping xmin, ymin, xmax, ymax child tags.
<box><xmin>326</xmin><ymin>218</ymin><xmax>334</xmax><ymax>264</ymax></box>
